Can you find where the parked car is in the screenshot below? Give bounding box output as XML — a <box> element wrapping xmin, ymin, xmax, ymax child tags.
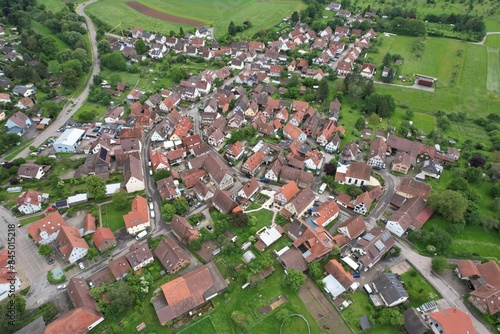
<box><xmin>259</xmin><ymin>177</ymin><xmax>269</xmax><ymax>183</ymax></box>
<box><xmin>78</xmin><ymin>262</ymin><xmax>85</xmax><ymax>270</ymax></box>
<box><xmin>195</xmin><ymin>202</ymin><xmax>202</xmax><ymax>208</ymax></box>
<box><xmin>352</xmin><ymin>273</ymin><xmax>361</xmax><ymax>278</ymax></box>
<box><xmin>57</xmin><ymin>284</ymin><xmax>66</xmax><ymax>290</ymax></box>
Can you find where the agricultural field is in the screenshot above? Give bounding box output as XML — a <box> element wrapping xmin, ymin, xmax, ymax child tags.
<box><xmin>485</xmin><ymin>34</ymin><xmax>500</xmax><ymax>48</ymax></box>
<box><xmin>84</xmin><ymin>0</ymin><xmax>305</xmax><ymax>39</ymax></box>
<box><xmin>371</xmin><ymin>37</ymin><xmax>500</xmax><ymax>119</ymax></box>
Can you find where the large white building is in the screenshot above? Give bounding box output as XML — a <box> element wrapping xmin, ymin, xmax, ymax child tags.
<box><xmin>54</xmin><ymin>128</ymin><xmax>85</xmax><ymax>153</ymax></box>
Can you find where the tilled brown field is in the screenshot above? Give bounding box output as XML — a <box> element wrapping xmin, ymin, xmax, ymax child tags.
<box><xmin>125</xmin><ymin>2</ymin><xmax>204</xmax><ymax>26</ymax></box>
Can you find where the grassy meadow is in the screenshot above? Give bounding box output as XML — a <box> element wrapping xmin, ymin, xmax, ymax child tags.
<box><xmin>354</xmin><ymin>0</ymin><xmax>500</xmax><ymax>32</ymax></box>
<box><xmin>84</xmin><ymin>0</ymin><xmax>305</xmax><ymax>39</ymax></box>
<box><xmin>485</xmin><ymin>34</ymin><xmax>500</xmax><ymax>48</ymax></box>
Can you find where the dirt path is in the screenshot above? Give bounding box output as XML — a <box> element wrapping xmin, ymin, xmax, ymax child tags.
<box><xmin>299</xmin><ymin>277</ymin><xmax>351</xmax><ymax>334</ymax></box>
<box><xmin>125</xmin><ymin>2</ymin><xmax>204</xmax><ymax>26</ymax></box>
<box><xmin>474</xmin><ymin>31</ymin><xmax>500</xmax><ymax>45</ymax></box>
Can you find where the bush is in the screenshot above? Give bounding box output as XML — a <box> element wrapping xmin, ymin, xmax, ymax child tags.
<box><xmin>20</xmin><ymin>286</ymin><xmax>30</xmax><ymax>296</ymax></box>
<box><xmin>47</xmin><ymin>271</ymin><xmax>66</xmax><ymax>284</ymax></box>
<box><xmin>431</xmin><ymin>256</ymin><xmax>448</xmax><ymax>273</ymax></box>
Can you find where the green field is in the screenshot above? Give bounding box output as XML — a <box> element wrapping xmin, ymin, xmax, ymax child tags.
<box><xmin>485</xmin><ymin>34</ymin><xmax>500</xmax><ymax>49</ymax></box>
<box><xmin>85</xmin><ymin>0</ymin><xmax>305</xmax><ymax>39</ymax></box>
<box><xmin>372</xmin><ymin>39</ymin><xmax>500</xmax><ymax>119</ymax></box>
<box><xmin>43</xmin><ymin>0</ymin><xmax>76</xmax><ymax>13</ymax></box>
<box><xmin>31</xmin><ymin>20</ymin><xmax>70</xmax><ymax>52</ymax></box>
<box><xmin>73</xmin><ymin>103</ymin><xmax>109</xmax><ymax>122</ymax></box>
<box><xmin>177</xmin><ymin>316</ymin><xmax>218</xmax><ymax>334</ymax></box>
<box><xmin>354</xmin><ymin>0</ymin><xmax>500</xmax><ymax>32</ymax></box>
<box><xmin>487</xmin><ymin>47</ymin><xmax>500</xmax><ymax>93</ymax></box>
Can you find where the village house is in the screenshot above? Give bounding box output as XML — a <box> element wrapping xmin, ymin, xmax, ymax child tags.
<box><xmin>212</xmin><ymin>189</ymin><xmax>241</xmax><ymax>214</ymax></box>
<box><xmin>456</xmin><ymin>260</ymin><xmax>500</xmax><ymax>316</ymax></box>
<box><xmin>335</xmin><ymin>161</ymin><xmax>372</xmax><ymax>186</ymax></box>
<box><xmin>5</xmin><ymin>111</ymin><xmax>31</xmax><ymax>135</ymax></box>
<box><xmin>123</xmin><ymin>155</ymin><xmax>145</xmax><ymax>193</ymax></box>
<box><xmin>287</xmin><ymin>218</ymin><xmax>334</xmax><ymax>263</ymax></box>
<box><xmin>126</xmin><ymin>242</ymin><xmax>154</xmax><ymax>271</ymax></box>
<box><xmin>373</xmin><ymin>273</ymin><xmax>409</xmax><ymax>307</ymax></box>
<box><xmin>27</xmin><ymin>212</ymin><xmax>67</xmax><ymax>245</ymax></box>
<box><xmin>153</xmin><ymin>262</ymin><xmax>227</xmax><ymax>325</ymax></box>
<box><xmin>242</xmin><ymin>151</ymin><xmax>265</xmax><ymax>175</ymax></box>
<box><xmin>237</xmin><ymin>177</ymin><xmax>259</xmax><ymax>202</ymax></box>
<box><xmin>171</xmin><ymin>214</ymin><xmax>200</xmax><ymax>245</ymax></box>
<box><xmin>322</xmin><ymin>259</ymin><xmax>359</xmax><ymax>299</ymax></box>
<box><xmin>226</xmin><ymin>141</ymin><xmax>245</xmax><ymax>160</ymax></box>
<box><xmin>123</xmin><ymin>195</ymin><xmax>149</xmax><ymax>235</ymax></box>
<box><xmin>427</xmin><ymin>308</ymin><xmax>475</xmax><ymax>334</ymax></box>
<box><xmin>310</xmin><ymin>200</ymin><xmax>340</xmax><ymax>227</ymax></box>
<box><xmin>154</xmin><ymin>237</ymin><xmax>190</xmax><ymax>274</ymax></box>
<box><xmin>55</xmin><ymin>226</ymin><xmax>89</xmax><ymax>263</ymax></box>
<box><xmin>16</xmin><ymin>189</ymin><xmax>48</xmax><ymax>214</ymax></box>
<box><xmin>92</xmin><ymin>227</ymin><xmax>116</xmax><ymax>252</ymax></box>
<box><xmin>350</xmin><ymin>227</ymin><xmax>395</xmax><ymax>271</ymax></box>
<box><xmin>284</xmin><ymin>186</ymin><xmax>315</xmax><ymax>217</ymax></box>
<box><xmin>367</xmin><ymin>137</ymin><xmax>387</xmax><ymax>169</ymax></box>
<box><xmin>386</xmin><ymin>196</ymin><xmax>434</xmax><ymax>237</ymax></box>
<box><xmin>274</xmin><ymin>181</ymin><xmax>300</xmax><ymax>206</ymax></box>
<box><xmin>337</xmin><ymin>215</ymin><xmax>366</xmax><ymax>241</ymax></box>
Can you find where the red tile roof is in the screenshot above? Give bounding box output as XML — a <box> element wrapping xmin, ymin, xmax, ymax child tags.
<box><xmin>123</xmin><ymin>195</ymin><xmax>149</xmax><ymax>229</ymax></box>
<box><xmin>27</xmin><ymin>212</ymin><xmax>67</xmax><ymax>243</ymax></box>
<box><xmin>324</xmin><ymin>259</ymin><xmax>355</xmax><ymax>289</ymax></box>
<box><xmin>92</xmin><ymin>227</ymin><xmax>115</xmax><ymax>250</ymax></box>
<box><xmin>429</xmin><ymin>308</ymin><xmax>475</xmax><ymax>334</ymax></box>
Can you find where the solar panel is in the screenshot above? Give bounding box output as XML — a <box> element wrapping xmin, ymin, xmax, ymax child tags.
<box><xmin>375</xmin><ymin>240</ymin><xmax>385</xmax><ymax>251</ymax></box>
<box><xmin>362</xmin><ymin>233</ymin><xmax>374</xmax><ymax>241</ymax></box>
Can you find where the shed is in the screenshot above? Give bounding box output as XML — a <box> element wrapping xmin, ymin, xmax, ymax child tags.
<box><xmin>359</xmin><ymin>315</ymin><xmax>372</xmax><ymax>331</ymax></box>
<box><xmin>242</xmin><ymin>250</ymin><xmax>256</xmax><ymax>263</ymax></box>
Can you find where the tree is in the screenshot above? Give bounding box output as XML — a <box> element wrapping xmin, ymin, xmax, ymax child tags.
<box><xmin>323</xmin><ymin>163</ymin><xmax>336</xmax><ymax>176</ymax></box>
<box><xmin>377</xmin><ymin>308</ymin><xmax>404</xmax><ymax>326</ymax></box>
<box><xmin>491</xmin><ymin>183</ymin><xmax>500</xmax><ymax>198</ymax></box>
<box><xmin>135</xmin><ymin>39</ymin><xmax>147</xmax><ymax>54</ymax></box>
<box><xmin>162</xmin><ymin>203</ymin><xmax>176</xmax><ymax>221</ymax></box>
<box><xmin>231</xmin><ymin>211</ymin><xmax>248</xmax><ymax>227</ymax></box>
<box><xmin>282</xmin><ymin>268</ymin><xmax>306</xmax><ymax>291</ymax></box>
<box><xmin>364</xmin><ymin>94</ymin><xmax>396</xmax><ymax>118</ymax></box>
<box><xmin>172</xmin><ymin>197</ymin><xmax>189</xmax><ymax>216</ymax></box>
<box><xmin>106</xmin><ymin>281</ymin><xmax>136</xmax><ymax>315</ymax></box>
<box><xmin>308</xmin><ymin>262</ymin><xmax>322</xmax><ymax>281</ymax></box>
<box><xmin>86</xmin><ymin>175</ymin><xmax>106</xmax><ymax>200</ymax></box>
<box><xmin>291</xmin><ymin>11</ymin><xmax>299</xmax><ymax>23</ymax></box>
<box><xmin>153</xmin><ymin>169</ymin><xmax>171</xmax><ymax>181</ymax></box>
<box><xmin>464</xmin><ymin>167</ymin><xmax>483</xmax><ymax>183</ymax></box>
<box><xmin>316</xmin><ymin>79</ymin><xmax>329</xmax><ymax>103</ymax></box>
<box><xmin>431</xmin><ymin>256</ymin><xmax>448</xmax><ymax>272</ymax></box>
<box><xmin>469</xmin><ymin>156</ymin><xmax>486</xmax><ymax>168</ymax></box>
<box><xmin>97</xmin><ymin>40</ymin><xmax>111</xmax><ymax>54</ymax></box>
<box><xmin>428</xmin><ymin>190</ymin><xmax>468</xmax><ymax>223</ymax></box>
<box><xmin>355</xmin><ymin>116</ymin><xmax>366</xmax><ymax>131</ymax></box>
<box><xmin>112</xmin><ymin>189</ymin><xmax>128</xmax><ymax>210</ymax></box>
<box><xmin>331</xmin><ymin>245</ymin><xmax>341</xmax><ymax>256</ymax></box>
<box><xmin>38</xmin><ymin>244</ymin><xmax>52</xmax><ymax>257</ymax></box>
<box><xmin>101</xmin><ymin>52</ymin><xmax>126</xmax><ymax>71</ymax></box>
<box><xmin>228</xmin><ymin>21</ymin><xmax>237</xmax><ymax>36</ymax></box>
<box><xmin>87</xmin><ymin>248</ymin><xmax>99</xmax><ymax>260</ymax></box>
<box><xmin>61</xmin><ymin>67</ymin><xmax>79</xmax><ymax>88</ymax></box>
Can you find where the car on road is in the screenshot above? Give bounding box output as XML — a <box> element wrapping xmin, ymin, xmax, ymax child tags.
<box><xmin>47</xmin><ymin>258</ymin><xmax>55</xmax><ymax>265</ymax></box>
<box><xmin>78</xmin><ymin>262</ymin><xmax>85</xmax><ymax>270</ymax></box>
<box><xmin>206</xmin><ymin>225</ymin><xmax>213</xmax><ymax>231</ymax></box>
<box><xmin>148</xmin><ymin>196</ymin><xmax>152</xmax><ymax>202</ymax></box>
<box><xmin>352</xmin><ymin>273</ymin><xmax>361</xmax><ymax>278</ymax></box>
<box><xmin>195</xmin><ymin>202</ymin><xmax>202</xmax><ymax>208</ymax></box>
<box><xmin>57</xmin><ymin>284</ymin><xmax>66</xmax><ymax>290</ymax></box>
<box><xmin>259</xmin><ymin>177</ymin><xmax>269</xmax><ymax>183</ymax></box>
<box><xmin>149</xmin><ymin>202</ymin><xmax>154</xmax><ymax>210</ymax></box>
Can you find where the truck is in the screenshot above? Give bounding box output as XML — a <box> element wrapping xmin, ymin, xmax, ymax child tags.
<box><xmin>135</xmin><ymin>230</ymin><xmax>147</xmax><ymax>241</ymax></box>
<box><xmin>319</xmin><ymin>183</ymin><xmax>327</xmax><ymax>194</ymax></box>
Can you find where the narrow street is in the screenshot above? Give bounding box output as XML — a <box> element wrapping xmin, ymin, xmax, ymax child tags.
<box><xmin>13</xmin><ymin>0</ymin><xmax>100</xmax><ymax>160</ymax></box>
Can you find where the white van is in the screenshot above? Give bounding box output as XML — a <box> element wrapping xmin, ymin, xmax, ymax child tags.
<box><xmin>319</xmin><ymin>183</ymin><xmax>327</xmax><ymax>194</ymax></box>
<box><xmin>135</xmin><ymin>230</ymin><xmax>147</xmax><ymax>241</ymax></box>
<box><xmin>363</xmin><ymin>284</ymin><xmax>373</xmax><ymax>295</ymax></box>
<box><xmin>150</xmin><ymin>210</ymin><xmax>155</xmax><ymax>219</ymax></box>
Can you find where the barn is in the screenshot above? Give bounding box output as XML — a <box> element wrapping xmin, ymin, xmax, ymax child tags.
<box><xmin>416</xmin><ymin>74</ymin><xmax>437</xmax><ymax>87</ymax></box>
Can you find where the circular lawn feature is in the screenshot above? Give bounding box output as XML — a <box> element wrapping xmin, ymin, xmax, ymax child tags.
<box><xmin>280</xmin><ymin>314</ymin><xmax>310</xmax><ymax>334</ymax></box>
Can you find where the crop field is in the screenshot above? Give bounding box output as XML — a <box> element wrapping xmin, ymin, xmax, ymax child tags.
<box><xmin>85</xmin><ymin>0</ymin><xmax>305</xmax><ymax>39</ymax></box>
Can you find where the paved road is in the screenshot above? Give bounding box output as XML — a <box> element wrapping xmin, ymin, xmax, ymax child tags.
<box><xmin>13</xmin><ymin>0</ymin><xmax>100</xmax><ymax>160</ymax></box>
<box><xmin>397</xmin><ymin>241</ymin><xmax>491</xmax><ymax>334</ymax></box>
<box><xmin>474</xmin><ymin>31</ymin><xmax>500</xmax><ymax>45</ymax></box>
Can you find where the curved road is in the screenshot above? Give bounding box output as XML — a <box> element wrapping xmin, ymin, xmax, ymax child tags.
<box><xmin>374</xmin><ymin>172</ymin><xmax>491</xmax><ymax>333</ymax></box>
<box><xmin>13</xmin><ymin>0</ymin><xmax>100</xmax><ymax>160</ymax></box>
<box><xmin>475</xmin><ymin>31</ymin><xmax>500</xmax><ymax>45</ymax></box>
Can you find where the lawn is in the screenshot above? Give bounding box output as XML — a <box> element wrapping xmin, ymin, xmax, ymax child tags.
<box><xmin>42</xmin><ymin>0</ymin><xmax>75</xmax><ymax>13</ymax></box>
<box><xmin>85</xmin><ymin>0</ymin><xmax>305</xmax><ymax>39</ymax></box>
<box><xmin>485</xmin><ymin>34</ymin><xmax>500</xmax><ymax>49</ymax></box>
<box><xmin>203</xmin><ymin>265</ymin><xmax>322</xmax><ymax>334</ymax></box>
<box><xmin>20</xmin><ymin>214</ymin><xmax>44</xmax><ymax>226</ymax></box>
<box><xmin>176</xmin><ymin>316</ymin><xmax>218</xmax><ymax>334</ymax></box>
<box><xmin>73</xmin><ymin>103</ymin><xmax>109</xmax><ymax>122</ymax></box>
<box><xmin>101</xmin><ymin>204</ymin><xmax>128</xmax><ymax>232</ymax></box>
<box><xmin>486</xmin><ymin>47</ymin><xmax>500</xmax><ymax>93</ymax></box>
<box><xmin>401</xmin><ymin>268</ymin><xmax>441</xmax><ymax>308</ymax></box>
<box><xmin>341</xmin><ymin>291</ymin><xmax>400</xmax><ymax>334</ymax></box>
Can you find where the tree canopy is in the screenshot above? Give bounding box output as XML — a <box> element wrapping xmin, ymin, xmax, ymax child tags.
<box><xmin>428</xmin><ymin>190</ymin><xmax>468</xmax><ymax>223</ymax></box>
<box><xmin>86</xmin><ymin>175</ymin><xmax>106</xmax><ymax>200</ymax></box>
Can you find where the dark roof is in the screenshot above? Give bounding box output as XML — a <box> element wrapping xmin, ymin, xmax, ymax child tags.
<box><xmin>154</xmin><ymin>237</ymin><xmax>190</xmax><ymax>273</ymax></box>
<box><xmin>279</xmin><ymin>247</ymin><xmax>308</xmax><ymax>272</ymax></box>
<box><xmin>403</xmin><ymin>308</ymin><xmax>429</xmax><ymax>334</ymax></box>
<box><xmin>359</xmin><ymin>315</ymin><xmax>372</xmax><ymax>331</ymax></box>
<box><xmin>14</xmin><ymin>316</ymin><xmax>45</xmax><ymax>334</ymax></box>
<box><xmin>373</xmin><ymin>273</ymin><xmax>408</xmax><ymax>306</ymax></box>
